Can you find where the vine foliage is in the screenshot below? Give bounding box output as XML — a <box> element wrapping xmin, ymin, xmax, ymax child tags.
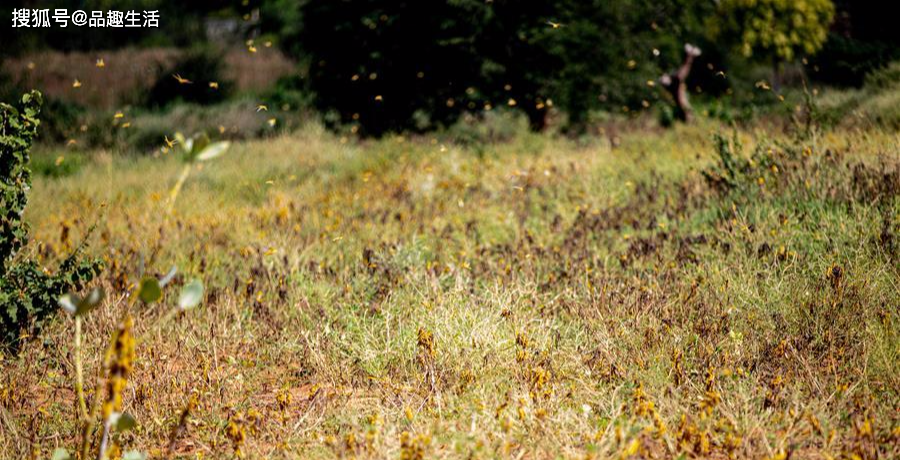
<box><xmin>1</xmin><ymin>90</ymin><xmax>101</xmax><ymax>350</ymax></box>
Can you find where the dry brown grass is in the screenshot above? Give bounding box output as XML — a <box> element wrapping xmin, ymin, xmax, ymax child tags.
<box><xmin>1</xmin><ymin>122</ymin><xmax>898</xmax><ymax>459</ymax></box>
<box><xmin>4</xmin><ymin>47</ymin><xmax>295</xmax><ymax>109</ymax></box>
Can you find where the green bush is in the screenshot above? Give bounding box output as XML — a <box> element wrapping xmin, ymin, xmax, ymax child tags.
<box><xmin>265</xmin><ymin>73</ymin><xmax>314</xmax><ymax>112</ymax></box>
<box><xmin>290</xmin><ymin>0</ymin><xmax>717</xmax><ymax>135</ymax></box>
<box><xmin>36</xmin><ymin>98</ymin><xmax>87</xmax><ymax>144</ymax></box>
<box><xmin>31</xmin><ymin>150</ymin><xmax>86</xmax><ymax>178</ymax></box>
<box><xmin>144</xmin><ymin>47</ymin><xmax>233</xmax><ymax>109</ymax></box>
<box><xmin>445</xmin><ymin>109</ymin><xmax>531</xmax><ymax>151</ymax></box>
<box><xmin>815</xmin><ymin>61</ymin><xmax>900</xmax><ymax>130</ymax></box>
<box><xmin>863</xmin><ymin>62</ymin><xmax>900</xmax><ymax>91</ymax></box>
<box><xmin>0</xmin><ymin>91</ymin><xmax>101</xmax><ymax>351</ymax></box>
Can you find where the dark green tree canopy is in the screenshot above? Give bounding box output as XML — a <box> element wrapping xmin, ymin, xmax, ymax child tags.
<box><xmin>289</xmin><ymin>0</ymin><xmax>718</xmax><ymax>135</ymax></box>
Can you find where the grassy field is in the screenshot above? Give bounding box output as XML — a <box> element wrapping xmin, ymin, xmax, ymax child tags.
<box><xmin>2</xmin><ymin>120</ymin><xmax>898</xmax><ymax>459</ymax></box>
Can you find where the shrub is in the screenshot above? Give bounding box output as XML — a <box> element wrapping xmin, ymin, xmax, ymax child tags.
<box><xmin>816</xmin><ymin>62</ymin><xmax>900</xmax><ymax>130</ymax></box>
<box><xmin>0</xmin><ymin>90</ymin><xmax>101</xmax><ymax>350</ymax></box>
<box><xmin>445</xmin><ymin>109</ymin><xmax>531</xmax><ymax>151</ymax></box>
<box><xmin>31</xmin><ymin>149</ymin><xmax>86</xmax><ymax>178</ymax></box>
<box><xmin>863</xmin><ymin>61</ymin><xmax>900</xmax><ymax>91</ymax></box>
<box><xmin>812</xmin><ymin>34</ymin><xmax>898</xmax><ymax>87</ymax></box>
<box><xmin>36</xmin><ymin>97</ymin><xmax>87</xmax><ymax>144</ymax></box>
<box><xmin>127</xmin><ymin>100</ymin><xmax>273</xmax><ymax>150</ymax></box>
<box><xmin>144</xmin><ymin>46</ymin><xmax>233</xmax><ymax>109</ymax></box>
<box><xmin>265</xmin><ymin>72</ymin><xmax>314</xmax><ymax>113</ymax></box>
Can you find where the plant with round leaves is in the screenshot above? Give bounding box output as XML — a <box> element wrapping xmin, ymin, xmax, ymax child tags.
<box><xmin>56</xmin><ymin>268</ymin><xmax>203</xmax><ymax>459</ymax></box>
<box><xmin>137</xmin><ymin>276</ymin><xmax>162</xmax><ymax>304</ymax></box>
<box><xmin>174</xmin><ymin>132</ymin><xmax>230</xmax><ymax>164</ymax></box>
<box><xmin>121</xmin><ymin>451</ymin><xmax>147</xmax><ymax>460</ymax></box>
<box><xmin>59</xmin><ymin>287</ymin><xmax>104</xmax><ymax>318</ymax></box>
<box><xmin>135</xmin><ymin>266</ymin><xmax>203</xmax><ymax>309</ymax></box>
<box><xmin>51</xmin><ymin>446</ymin><xmax>145</xmax><ymax>460</ymax></box>
<box><xmin>108</xmin><ymin>411</ymin><xmax>137</xmax><ymax>432</ymax></box>
<box><xmin>51</xmin><ymin>448</ymin><xmax>74</xmax><ymax>460</ymax></box>
<box><xmin>167</xmin><ymin>132</ymin><xmax>230</xmax><ymax>213</ymax></box>
<box><xmin>178</xmin><ymin>279</ymin><xmax>204</xmax><ymax>310</ymax></box>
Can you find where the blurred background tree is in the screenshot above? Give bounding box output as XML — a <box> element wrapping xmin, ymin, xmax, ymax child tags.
<box><xmin>708</xmin><ymin>0</ymin><xmax>835</xmax><ymax>88</ymax></box>
<box><xmin>294</xmin><ymin>0</ymin><xmax>485</xmax><ymax>136</ymax></box>
<box><xmin>0</xmin><ymin>0</ymin><xmax>258</xmax><ymax>55</ymax></box>
<box><xmin>4</xmin><ymin>0</ymin><xmax>899</xmax><ymax>138</ymax></box>
<box><xmin>290</xmin><ymin>0</ymin><xmax>720</xmax><ymax>134</ymax></box>
<box><xmin>810</xmin><ymin>0</ymin><xmax>900</xmax><ymax>87</ymax></box>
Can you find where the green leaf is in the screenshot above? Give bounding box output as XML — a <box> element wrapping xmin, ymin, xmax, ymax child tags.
<box><xmin>121</xmin><ymin>451</ymin><xmax>147</xmax><ymax>460</ymax></box>
<box><xmin>191</xmin><ymin>133</ymin><xmax>211</xmax><ymax>157</ymax></box>
<box><xmin>174</xmin><ymin>132</ymin><xmax>187</xmax><ymax>148</ymax></box>
<box><xmin>77</xmin><ymin>287</ymin><xmax>103</xmax><ymax>315</ymax></box>
<box><xmin>58</xmin><ymin>287</ymin><xmax>104</xmax><ymax>317</ymax></box>
<box><xmin>58</xmin><ymin>294</ymin><xmax>78</xmax><ymax>315</ymax></box>
<box><xmin>138</xmin><ymin>277</ymin><xmax>162</xmax><ymax>304</ymax></box>
<box><xmin>175</xmin><ymin>132</ymin><xmax>190</xmax><ymax>156</ymax></box>
<box><xmin>111</xmin><ymin>412</ymin><xmax>137</xmax><ymax>432</ymax></box>
<box><xmin>178</xmin><ymin>279</ymin><xmax>204</xmax><ymax>310</ymax></box>
<box><xmin>197</xmin><ymin>141</ymin><xmax>231</xmax><ymax>161</ymax></box>
<box><xmin>51</xmin><ymin>448</ymin><xmax>73</xmax><ymax>460</ymax></box>
<box><xmin>196</xmin><ymin>141</ymin><xmax>230</xmax><ymax>161</ymax></box>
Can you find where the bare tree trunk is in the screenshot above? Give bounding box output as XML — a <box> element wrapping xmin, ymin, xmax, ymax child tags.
<box><xmin>525</xmin><ymin>105</ymin><xmax>548</xmax><ymax>132</ymax></box>
<box><xmin>772</xmin><ymin>56</ymin><xmax>782</xmax><ymax>92</ymax></box>
<box><xmin>661</xmin><ymin>44</ymin><xmax>701</xmax><ymax>123</ymax></box>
